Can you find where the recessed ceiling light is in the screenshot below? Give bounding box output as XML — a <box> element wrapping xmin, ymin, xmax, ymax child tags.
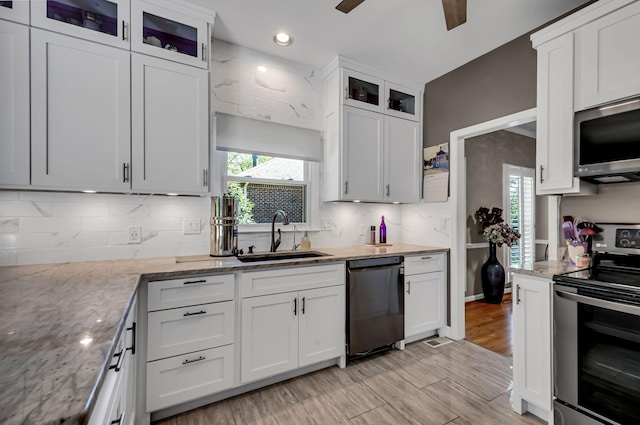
<box><xmin>353</xmin><ymin>200</ymin><xmax>361</xmax><ymax>203</ymax></box>
<box><xmin>167</xmin><ymin>193</ymin><xmax>178</xmax><ymax>196</ymax></box>
<box><xmin>273</xmin><ymin>32</ymin><xmax>293</xmax><ymax>47</ymax></box>
<box><xmin>83</xmin><ymin>189</ymin><xmax>97</xmax><ymax>193</ymax></box>
<box><xmin>257</xmin><ymin>65</ymin><xmax>267</xmax><ymax>73</ymax></box>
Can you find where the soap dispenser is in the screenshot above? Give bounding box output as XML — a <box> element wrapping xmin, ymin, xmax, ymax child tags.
<box><xmin>300</xmin><ymin>231</ymin><xmax>311</xmax><ymax>251</ymax></box>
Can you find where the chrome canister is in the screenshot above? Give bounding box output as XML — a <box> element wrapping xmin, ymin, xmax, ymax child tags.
<box><xmin>210</xmin><ymin>195</ymin><xmax>238</xmax><ymax>256</ymax></box>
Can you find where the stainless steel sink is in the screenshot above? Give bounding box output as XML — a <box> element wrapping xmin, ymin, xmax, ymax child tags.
<box><xmin>236</xmin><ymin>251</ymin><xmax>329</xmax><ymax>262</ymax></box>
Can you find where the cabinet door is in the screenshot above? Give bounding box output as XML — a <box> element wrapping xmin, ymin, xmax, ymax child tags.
<box><xmin>241</xmin><ymin>292</ymin><xmax>298</xmax><ymax>383</ymax></box>
<box><xmin>131</xmin><ymin>0</ymin><xmax>209</xmax><ymax>69</ymax></box>
<box><xmin>342</xmin><ymin>68</ymin><xmax>384</xmax><ymax>113</ymax></box>
<box><xmin>535</xmin><ymin>32</ymin><xmax>577</xmax><ymax>195</ymax></box>
<box><xmin>384</xmin><ymin>116</ymin><xmax>421</xmax><ymax>203</ymax></box>
<box><xmin>0</xmin><ymin>0</ymin><xmax>29</xmax><ymax>24</ymax></box>
<box><xmin>31</xmin><ymin>0</ymin><xmax>130</xmax><ymax>49</ymax></box>
<box><xmin>31</xmin><ymin>29</ymin><xmax>131</xmax><ymax>191</ymax></box>
<box><xmin>342</xmin><ymin>106</ymin><xmax>384</xmax><ymax>202</ymax></box>
<box><xmin>131</xmin><ymin>53</ymin><xmax>209</xmax><ymax>195</ymax></box>
<box><xmin>0</xmin><ymin>20</ymin><xmax>29</xmax><ymax>187</ymax></box>
<box><xmin>512</xmin><ymin>275</ymin><xmax>552</xmax><ymax>413</ymax></box>
<box><xmin>384</xmin><ymin>81</ymin><xmax>420</xmax><ymax>122</ymax></box>
<box><xmin>575</xmin><ymin>1</ymin><xmax>640</xmax><ymax>110</ymax></box>
<box><xmin>298</xmin><ymin>285</ymin><xmax>345</xmax><ymax>368</ymax></box>
<box><xmin>405</xmin><ymin>272</ymin><xmax>444</xmax><ymax>338</ymax></box>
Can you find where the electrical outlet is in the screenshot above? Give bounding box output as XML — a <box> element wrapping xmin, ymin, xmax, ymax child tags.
<box><xmin>183</xmin><ymin>218</ymin><xmax>201</xmax><ymax>235</ymax></box>
<box><xmin>128</xmin><ymin>225</ymin><xmax>141</xmax><ymax>244</ymax></box>
<box><xmin>359</xmin><ymin>224</ymin><xmax>366</xmax><ymax>236</ymax></box>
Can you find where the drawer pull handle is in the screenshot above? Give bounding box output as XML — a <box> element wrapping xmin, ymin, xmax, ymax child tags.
<box><xmin>302</xmin><ymin>297</ymin><xmax>306</xmax><ymax>314</ymax></box>
<box><xmin>407</xmin><ymin>280</ymin><xmax>411</xmax><ymax>294</ymax></box>
<box><xmin>109</xmin><ymin>348</ymin><xmax>125</xmax><ymax>372</ymax></box>
<box><xmin>421</xmin><ymin>256</ymin><xmax>432</xmax><ymax>260</ymax></box>
<box><xmin>182</xmin><ymin>355</ymin><xmax>206</xmax><ymax>365</ymax></box>
<box><xmin>184</xmin><ymin>310</ymin><xmax>206</xmax><ymax>317</ymax></box>
<box><xmin>126</xmin><ymin>322</ymin><xmax>136</xmax><ymax>355</ymax></box>
<box><xmin>183</xmin><ymin>279</ymin><xmax>206</xmax><ymax>285</ymax></box>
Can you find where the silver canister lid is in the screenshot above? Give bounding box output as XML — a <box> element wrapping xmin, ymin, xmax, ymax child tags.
<box><xmin>211</xmin><ymin>195</ymin><xmax>238</xmax><ymax>218</ymax></box>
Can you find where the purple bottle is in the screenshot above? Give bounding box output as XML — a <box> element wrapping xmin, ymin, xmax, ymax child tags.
<box><xmin>379</xmin><ymin>216</ymin><xmax>387</xmax><ymax>244</ymax></box>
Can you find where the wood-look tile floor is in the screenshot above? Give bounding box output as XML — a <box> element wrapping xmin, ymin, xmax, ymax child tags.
<box><xmin>465</xmin><ymin>293</ymin><xmax>513</xmax><ymax>357</ymax></box>
<box><xmin>154</xmin><ymin>339</ymin><xmax>543</xmax><ymax>425</ymax></box>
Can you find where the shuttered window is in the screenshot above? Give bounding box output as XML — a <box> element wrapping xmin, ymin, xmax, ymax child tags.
<box><xmin>503</xmin><ymin>164</ymin><xmax>536</xmax><ymax>269</ymax></box>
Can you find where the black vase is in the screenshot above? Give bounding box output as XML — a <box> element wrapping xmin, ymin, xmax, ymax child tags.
<box><xmin>481</xmin><ymin>242</ymin><xmax>505</xmax><ymax>304</ymax></box>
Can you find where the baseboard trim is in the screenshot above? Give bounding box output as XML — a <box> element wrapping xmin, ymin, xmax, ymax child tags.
<box><xmin>465</xmin><ymin>287</ymin><xmax>512</xmax><ymax>303</ymax></box>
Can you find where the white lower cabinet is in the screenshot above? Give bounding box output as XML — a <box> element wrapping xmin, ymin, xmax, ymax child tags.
<box><xmin>511</xmin><ymin>273</ymin><xmax>552</xmax><ymax>421</ymax></box>
<box><xmin>145</xmin><ymin>274</ymin><xmax>235</xmax><ymax>412</ymax></box>
<box><xmin>89</xmin><ymin>295</ymin><xmax>138</xmax><ymax>425</ymax></box>
<box><xmin>240</xmin><ymin>264</ymin><xmax>346</xmax><ymax>384</ymax></box>
<box><xmin>403</xmin><ymin>253</ymin><xmax>446</xmax><ymax>341</ymax></box>
<box><xmin>146</xmin><ymin>345</ymin><xmax>234</xmax><ymax>412</ymax></box>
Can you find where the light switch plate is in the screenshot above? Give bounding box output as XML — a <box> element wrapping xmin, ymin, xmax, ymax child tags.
<box><xmin>184</xmin><ymin>218</ymin><xmax>201</xmax><ymax>235</ymax></box>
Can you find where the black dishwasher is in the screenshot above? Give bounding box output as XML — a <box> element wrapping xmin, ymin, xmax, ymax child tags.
<box><xmin>346</xmin><ymin>256</ymin><xmax>404</xmax><ymax>357</ymax></box>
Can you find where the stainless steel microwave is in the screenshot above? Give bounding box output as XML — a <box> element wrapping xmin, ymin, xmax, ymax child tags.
<box><xmin>574</xmin><ymin>96</ymin><xmax>640</xmax><ymax>183</ymax></box>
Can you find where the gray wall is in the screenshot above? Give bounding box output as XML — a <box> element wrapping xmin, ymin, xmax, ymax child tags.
<box><xmin>561</xmin><ymin>183</ymin><xmax>640</xmax><ymax>223</ymax></box>
<box><xmin>464</xmin><ymin>130</ymin><xmax>540</xmax><ymax>296</ymax></box>
<box><xmin>423</xmin><ymin>34</ymin><xmax>537</xmax><ymax>148</ymax></box>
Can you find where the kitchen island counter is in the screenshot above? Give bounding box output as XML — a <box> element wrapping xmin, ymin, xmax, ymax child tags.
<box><xmin>510</xmin><ymin>260</ymin><xmax>584</xmax><ymax>280</ymax></box>
<box><xmin>0</xmin><ymin>243</ymin><xmax>447</xmax><ymax>425</ymax></box>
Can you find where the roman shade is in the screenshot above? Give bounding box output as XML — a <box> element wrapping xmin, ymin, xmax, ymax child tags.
<box><xmin>215</xmin><ymin>113</ymin><xmax>322</xmax><ymax>161</ymax></box>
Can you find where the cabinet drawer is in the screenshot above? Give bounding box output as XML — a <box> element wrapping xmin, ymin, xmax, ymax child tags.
<box><xmin>239</xmin><ymin>263</ymin><xmax>345</xmax><ymax>298</ymax></box>
<box><xmin>404</xmin><ymin>253</ymin><xmax>445</xmax><ymax>275</ymax></box>
<box><xmin>146</xmin><ymin>345</ymin><xmax>234</xmax><ymax>412</ymax></box>
<box><xmin>147</xmin><ymin>301</ymin><xmax>234</xmax><ymax>361</ymax></box>
<box><xmin>148</xmin><ymin>274</ymin><xmax>234</xmax><ymax>311</ymax></box>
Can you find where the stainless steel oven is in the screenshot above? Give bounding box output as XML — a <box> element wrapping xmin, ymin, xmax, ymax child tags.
<box><xmin>553</xmin><ymin>224</ymin><xmax>640</xmax><ymax>425</ymax></box>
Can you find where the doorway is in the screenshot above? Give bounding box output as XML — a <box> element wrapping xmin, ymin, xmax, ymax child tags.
<box><xmin>446</xmin><ymin>108</ymin><xmax>560</xmax><ymax>341</ymax></box>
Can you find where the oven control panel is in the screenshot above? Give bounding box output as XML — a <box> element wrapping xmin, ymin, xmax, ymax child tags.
<box><xmin>615</xmin><ymin>228</ymin><xmax>640</xmax><ymax>249</ymax></box>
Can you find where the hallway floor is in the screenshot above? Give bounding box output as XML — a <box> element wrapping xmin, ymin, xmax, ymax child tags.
<box><xmin>464</xmin><ymin>293</ymin><xmax>513</xmax><ymax>357</ymax></box>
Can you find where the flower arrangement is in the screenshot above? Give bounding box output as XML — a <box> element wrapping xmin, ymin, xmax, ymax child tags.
<box><xmin>474</xmin><ymin>206</ymin><xmax>520</xmax><ymax>247</ymax></box>
<box><xmin>474</xmin><ymin>206</ymin><xmax>504</xmax><ymax>233</ymax></box>
<box><xmin>483</xmin><ymin>222</ymin><xmax>521</xmax><ymax>247</ymax></box>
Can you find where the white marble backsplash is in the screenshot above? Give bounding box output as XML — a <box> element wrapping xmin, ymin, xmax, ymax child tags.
<box><xmin>211</xmin><ymin>39</ymin><xmax>323</xmax><ymax>131</ymax></box>
<box><xmin>0</xmin><ymin>191</ymin><xmax>211</xmax><ymax>266</ymax></box>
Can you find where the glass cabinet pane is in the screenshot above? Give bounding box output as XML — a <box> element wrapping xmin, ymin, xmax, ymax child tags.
<box><xmin>142</xmin><ymin>12</ymin><xmax>197</xmax><ymax>58</ymax></box>
<box><xmin>388</xmin><ymin>88</ymin><xmax>415</xmax><ymax>115</ymax></box>
<box><xmin>46</xmin><ymin>0</ymin><xmax>118</xmax><ymax>37</ymax></box>
<box><xmin>0</xmin><ymin>1</ymin><xmax>13</xmax><ymax>9</ymax></box>
<box><xmin>348</xmin><ymin>76</ymin><xmax>379</xmax><ymax>107</ymax></box>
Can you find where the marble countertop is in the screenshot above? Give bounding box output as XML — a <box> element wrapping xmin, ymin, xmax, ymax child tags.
<box><xmin>510</xmin><ymin>260</ymin><xmax>585</xmax><ymax>280</ymax></box>
<box><xmin>0</xmin><ymin>243</ymin><xmax>446</xmax><ymax>425</ymax></box>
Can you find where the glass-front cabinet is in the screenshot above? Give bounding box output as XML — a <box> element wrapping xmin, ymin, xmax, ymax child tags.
<box><xmin>30</xmin><ymin>0</ymin><xmax>130</xmax><ymax>48</ymax></box>
<box><xmin>131</xmin><ymin>0</ymin><xmax>209</xmax><ymax>69</ymax></box>
<box><xmin>0</xmin><ymin>0</ymin><xmax>30</xmax><ymax>24</ymax></box>
<box><xmin>342</xmin><ymin>68</ymin><xmax>384</xmax><ymax>114</ymax></box>
<box><xmin>384</xmin><ymin>81</ymin><xmax>420</xmax><ymax>122</ymax></box>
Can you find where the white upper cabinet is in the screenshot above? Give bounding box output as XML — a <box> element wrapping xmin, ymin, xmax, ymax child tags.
<box><xmin>0</xmin><ymin>20</ymin><xmax>30</xmax><ymax>187</ymax></box>
<box><xmin>131</xmin><ymin>53</ymin><xmax>209</xmax><ymax>195</ymax></box>
<box><xmin>385</xmin><ymin>115</ymin><xmax>421</xmax><ymax>203</ymax></box>
<box><xmin>341</xmin><ymin>106</ymin><xmax>384</xmax><ymax>202</ymax></box>
<box><xmin>0</xmin><ymin>0</ymin><xmax>30</xmax><ymax>24</ymax></box>
<box><xmin>535</xmin><ymin>32</ymin><xmax>578</xmax><ymax>195</ymax></box>
<box><xmin>30</xmin><ymin>0</ymin><xmax>130</xmax><ymax>49</ymax></box>
<box><xmin>342</xmin><ymin>68</ymin><xmax>384</xmax><ymax>114</ymax></box>
<box><xmin>575</xmin><ymin>0</ymin><xmax>640</xmax><ymax>110</ymax></box>
<box><xmin>324</xmin><ymin>60</ymin><xmax>424</xmax><ymax>203</ymax></box>
<box><xmin>131</xmin><ymin>0</ymin><xmax>210</xmax><ymax>69</ymax></box>
<box><xmin>384</xmin><ymin>81</ymin><xmax>420</xmax><ymax>122</ymax></box>
<box><xmin>31</xmin><ymin>29</ymin><xmax>131</xmax><ymax>192</ymax></box>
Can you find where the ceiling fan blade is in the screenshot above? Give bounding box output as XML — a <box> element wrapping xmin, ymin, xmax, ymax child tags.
<box><xmin>336</xmin><ymin>0</ymin><xmax>365</xmax><ymax>14</ymax></box>
<box><xmin>442</xmin><ymin>0</ymin><xmax>467</xmax><ymax>30</ymax></box>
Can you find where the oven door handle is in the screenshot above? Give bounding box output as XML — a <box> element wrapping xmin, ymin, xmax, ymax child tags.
<box><xmin>555</xmin><ymin>289</ymin><xmax>640</xmax><ymax>317</ymax></box>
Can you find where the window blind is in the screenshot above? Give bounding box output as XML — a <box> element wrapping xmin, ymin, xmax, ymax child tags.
<box><xmin>215</xmin><ymin>113</ymin><xmax>322</xmax><ymax>162</ymax></box>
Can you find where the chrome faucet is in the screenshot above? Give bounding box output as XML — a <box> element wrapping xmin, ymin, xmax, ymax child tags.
<box><xmin>271</xmin><ymin>210</ymin><xmax>290</xmax><ymax>252</ymax></box>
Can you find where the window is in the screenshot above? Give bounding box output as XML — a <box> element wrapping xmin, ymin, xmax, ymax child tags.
<box><xmin>503</xmin><ymin>164</ymin><xmax>535</xmax><ymax>269</ymax></box>
<box><xmin>224</xmin><ymin>152</ymin><xmax>308</xmax><ymax>225</ymax></box>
